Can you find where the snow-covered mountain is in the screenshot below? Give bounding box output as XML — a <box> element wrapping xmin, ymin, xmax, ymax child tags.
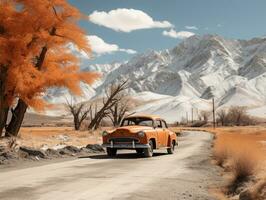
<box><xmin>45</xmin><ymin>34</ymin><xmax>266</xmax><ymax>122</ymax></box>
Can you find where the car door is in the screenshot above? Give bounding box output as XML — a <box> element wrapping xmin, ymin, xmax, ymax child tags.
<box><xmin>155</xmin><ymin>120</ymin><xmax>166</xmax><ymax>148</ymax></box>
<box><xmin>161</xmin><ymin>120</ymin><xmax>169</xmax><ymax>147</ymax></box>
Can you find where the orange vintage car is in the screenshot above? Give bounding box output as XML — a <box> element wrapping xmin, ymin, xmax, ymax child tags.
<box><xmin>102</xmin><ymin>115</ymin><xmax>178</xmax><ymax>157</ymax></box>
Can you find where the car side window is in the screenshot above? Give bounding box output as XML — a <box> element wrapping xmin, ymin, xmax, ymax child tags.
<box><xmin>161</xmin><ymin>120</ymin><xmax>167</xmax><ymax>129</ymax></box>
<box><xmin>156</xmin><ymin>120</ymin><xmax>162</xmax><ymax>128</ymax></box>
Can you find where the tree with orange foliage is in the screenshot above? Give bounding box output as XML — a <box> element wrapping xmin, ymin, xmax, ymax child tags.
<box><xmin>0</xmin><ymin>0</ymin><xmax>99</xmax><ymax>136</ymax></box>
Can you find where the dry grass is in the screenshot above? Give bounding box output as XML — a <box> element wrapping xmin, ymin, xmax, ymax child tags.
<box><xmin>250</xmin><ymin>178</ymin><xmax>266</xmax><ymax>200</ymax></box>
<box><xmin>1</xmin><ymin>127</ymin><xmax>104</xmax><ymax>149</ymax></box>
<box><xmin>210</xmin><ymin>127</ymin><xmax>266</xmax><ymax>176</ymax></box>
<box><xmin>211</xmin><ymin>128</ymin><xmax>266</xmax><ymax>194</ymax></box>
<box><xmin>172</xmin><ymin>126</ymin><xmax>266</xmax><ymax>199</ymax></box>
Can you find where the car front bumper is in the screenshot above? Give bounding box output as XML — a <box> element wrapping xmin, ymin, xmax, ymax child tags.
<box><xmin>102</xmin><ymin>142</ymin><xmax>150</xmax><ymax>149</ymax></box>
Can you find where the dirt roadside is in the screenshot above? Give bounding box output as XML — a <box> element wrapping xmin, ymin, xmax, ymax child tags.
<box><xmin>0</xmin><ymin>131</ymin><xmax>223</xmax><ymax>200</ymax></box>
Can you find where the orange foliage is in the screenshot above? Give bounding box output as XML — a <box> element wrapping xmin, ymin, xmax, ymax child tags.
<box><xmin>0</xmin><ymin>0</ymin><xmax>99</xmax><ymax>110</ymax></box>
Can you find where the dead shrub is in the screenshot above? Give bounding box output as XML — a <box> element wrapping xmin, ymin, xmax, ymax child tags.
<box><xmin>213</xmin><ymin>136</ymin><xmax>230</xmax><ymax>167</ymax></box>
<box><xmin>230</xmin><ymin>152</ymin><xmax>258</xmax><ymax>190</ymax></box>
<box><xmin>213</xmin><ymin>132</ymin><xmax>264</xmax><ymax>195</ymax></box>
<box><xmin>250</xmin><ymin>178</ymin><xmax>266</xmax><ymax>200</ymax></box>
<box><xmin>7</xmin><ymin>136</ymin><xmax>19</xmax><ymax>150</ymax></box>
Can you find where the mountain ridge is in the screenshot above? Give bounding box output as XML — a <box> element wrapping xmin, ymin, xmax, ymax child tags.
<box><xmin>45</xmin><ymin>34</ymin><xmax>266</xmax><ymax>122</ymax></box>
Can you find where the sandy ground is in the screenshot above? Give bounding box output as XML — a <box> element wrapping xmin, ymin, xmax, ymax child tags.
<box><xmin>11</xmin><ymin>127</ymin><xmax>103</xmax><ymax>148</ymax></box>
<box><xmin>0</xmin><ymin>131</ymin><xmax>222</xmax><ymax>200</ymax></box>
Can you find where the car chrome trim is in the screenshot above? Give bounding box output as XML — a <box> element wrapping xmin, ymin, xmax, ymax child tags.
<box><xmin>107</xmin><ymin>137</ymin><xmax>140</xmax><ymax>143</ymax></box>
<box><xmin>102</xmin><ymin>143</ymin><xmax>149</xmax><ymax>149</ymax></box>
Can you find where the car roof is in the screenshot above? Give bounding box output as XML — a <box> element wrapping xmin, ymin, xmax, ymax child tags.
<box><xmin>124</xmin><ymin>114</ymin><xmax>162</xmax><ymax>120</ymax></box>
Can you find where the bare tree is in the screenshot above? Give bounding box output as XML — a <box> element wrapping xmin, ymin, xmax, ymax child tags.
<box><xmin>88</xmin><ymin>80</ymin><xmax>128</xmax><ymax>130</ymax></box>
<box><xmin>227</xmin><ymin>106</ymin><xmax>250</xmax><ymax>126</ymax></box>
<box><xmin>107</xmin><ymin>98</ymin><xmax>135</xmax><ymax>127</ymax></box>
<box><xmin>217</xmin><ymin>109</ymin><xmax>227</xmax><ymax>126</ymax></box>
<box><xmin>66</xmin><ymin>97</ymin><xmax>90</xmax><ymax>130</ymax></box>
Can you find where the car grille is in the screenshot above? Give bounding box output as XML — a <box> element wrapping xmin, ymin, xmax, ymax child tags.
<box><xmin>108</xmin><ymin>137</ymin><xmax>140</xmax><ymax>144</ymax></box>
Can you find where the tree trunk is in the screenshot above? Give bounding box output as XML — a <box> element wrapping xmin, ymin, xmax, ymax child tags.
<box><xmin>6</xmin><ymin>99</ymin><xmax>27</xmax><ymax>136</ymax></box>
<box><xmin>74</xmin><ymin>116</ymin><xmax>81</xmax><ymax>130</ymax></box>
<box><xmin>88</xmin><ymin>117</ymin><xmax>98</xmax><ymax>130</ymax></box>
<box><xmin>0</xmin><ymin>65</ymin><xmax>9</xmax><ymax>136</ymax></box>
<box><xmin>0</xmin><ymin>107</ymin><xmax>8</xmax><ymax>136</ymax></box>
<box><xmin>6</xmin><ymin>45</ymin><xmax>48</xmax><ymax>136</ymax></box>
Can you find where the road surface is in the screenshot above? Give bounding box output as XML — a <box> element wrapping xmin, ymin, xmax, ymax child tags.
<box><xmin>0</xmin><ymin>131</ymin><xmax>221</xmax><ymax>200</ymax></box>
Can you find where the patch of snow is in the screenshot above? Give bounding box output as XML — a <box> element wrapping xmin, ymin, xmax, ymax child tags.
<box><xmin>34</xmin><ymin>34</ymin><xmax>266</xmax><ymax>120</ymax></box>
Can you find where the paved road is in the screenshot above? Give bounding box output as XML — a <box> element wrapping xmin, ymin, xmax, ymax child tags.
<box><xmin>0</xmin><ymin>131</ymin><xmax>220</xmax><ymax>200</ymax></box>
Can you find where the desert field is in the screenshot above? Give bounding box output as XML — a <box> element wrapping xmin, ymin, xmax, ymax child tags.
<box><xmin>14</xmin><ymin>127</ymin><xmax>103</xmax><ymax>149</ymax></box>
<box><xmin>173</xmin><ymin>126</ymin><xmax>266</xmax><ymax>200</ymax></box>
<box><xmin>13</xmin><ymin>126</ymin><xmax>266</xmax><ymax>154</ymax></box>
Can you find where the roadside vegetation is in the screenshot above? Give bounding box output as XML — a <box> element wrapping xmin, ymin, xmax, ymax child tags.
<box><xmin>175</xmin><ymin>126</ymin><xmax>266</xmax><ymax>200</ymax></box>
<box><xmin>0</xmin><ymin>0</ymin><xmax>99</xmax><ymax>138</ymax></box>
<box><xmin>0</xmin><ymin>127</ymin><xmax>105</xmax><ymax>165</ymax></box>
<box><xmin>213</xmin><ymin>127</ymin><xmax>266</xmax><ymax>199</ymax></box>
<box><xmin>216</xmin><ymin>107</ymin><xmax>256</xmax><ymax>126</ymax></box>
<box><xmin>175</xmin><ymin>106</ymin><xmax>265</xmax><ymax>199</ymax></box>
<box><xmin>66</xmin><ymin>80</ymin><xmax>134</xmax><ymax>131</ymax></box>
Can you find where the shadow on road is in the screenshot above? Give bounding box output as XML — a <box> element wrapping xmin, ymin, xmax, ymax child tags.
<box><xmin>79</xmin><ymin>152</ymin><xmax>167</xmax><ymax>160</ymax></box>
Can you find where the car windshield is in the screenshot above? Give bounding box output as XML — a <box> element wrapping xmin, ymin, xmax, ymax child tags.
<box><xmin>121</xmin><ymin>117</ymin><xmax>154</xmax><ymax>127</ymax></box>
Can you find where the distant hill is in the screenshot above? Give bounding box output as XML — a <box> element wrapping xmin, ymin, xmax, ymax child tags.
<box><xmin>43</xmin><ymin>34</ymin><xmax>266</xmax><ymax>123</ymax></box>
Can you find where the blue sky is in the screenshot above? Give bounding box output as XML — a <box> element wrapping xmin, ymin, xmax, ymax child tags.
<box><xmin>68</xmin><ymin>0</ymin><xmax>266</xmax><ymax>65</ymax></box>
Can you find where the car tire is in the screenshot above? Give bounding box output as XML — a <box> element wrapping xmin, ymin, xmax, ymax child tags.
<box><xmin>136</xmin><ymin>148</ymin><xmax>144</xmax><ymax>155</ymax></box>
<box><xmin>106</xmin><ymin>148</ymin><xmax>117</xmax><ymax>157</ymax></box>
<box><xmin>144</xmin><ymin>140</ymin><xmax>153</xmax><ymax>157</ymax></box>
<box><xmin>167</xmin><ymin>141</ymin><xmax>175</xmax><ymax>154</ymax></box>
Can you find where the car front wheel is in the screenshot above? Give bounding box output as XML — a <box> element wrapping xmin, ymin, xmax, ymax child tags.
<box><xmin>106</xmin><ymin>148</ymin><xmax>117</xmax><ymax>157</ymax></box>
<box><xmin>144</xmin><ymin>140</ymin><xmax>153</xmax><ymax>157</ymax></box>
<box><xmin>167</xmin><ymin>141</ymin><xmax>175</xmax><ymax>154</ymax></box>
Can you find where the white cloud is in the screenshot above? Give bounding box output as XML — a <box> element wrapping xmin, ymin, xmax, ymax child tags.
<box><xmin>185</xmin><ymin>26</ymin><xmax>198</xmax><ymax>30</ymax></box>
<box><xmin>120</xmin><ymin>49</ymin><xmax>137</xmax><ymax>54</ymax></box>
<box><xmin>89</xmin><ymin>8</ymin><xmax>173</xmax><ymax>32</ymax></box>
<box><xmin>88</xmin><ymin>35</ymin><xmax>137</xmax><ymax>55</ymax></box>
<box><xmin>163</xmin><ymin>29</ymin><xmax>195</xmax><ymax>39</ymax></box>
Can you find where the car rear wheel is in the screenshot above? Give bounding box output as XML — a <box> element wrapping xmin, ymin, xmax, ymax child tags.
<box><xmin>106</xmin><ymin>148</ymin><xmax>117</xmax><ymax>157</ymax></box>
<box><xmin>167</xmin><ymin>141</ymin><xmax>175</xmax><ymax>154</ymax></box>
<box><xmin>144</xmin><ymin>140</ymin><xmax>153</xmax><ymax>157</ymax></box>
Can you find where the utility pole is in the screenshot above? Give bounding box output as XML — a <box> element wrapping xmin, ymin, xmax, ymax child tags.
<box><xmin>212</xmin><ymin>98</ymin><xmax>216</xmax><ymax>129</ymax></box>
<box><xmin>191</xmin><ymin>108</ymin><xmax>194</xmax><ymax>124</ymax></box>
<box><xmin>186</xmin><ymin>112</ymin><xmax>188</xmax><ymax>125</ymax></box>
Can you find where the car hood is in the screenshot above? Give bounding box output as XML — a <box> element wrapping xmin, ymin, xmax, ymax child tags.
<box><xmin>114</xmin><ymin>126</ymin><xmax>154</xmax><ymax>133</ymax></box>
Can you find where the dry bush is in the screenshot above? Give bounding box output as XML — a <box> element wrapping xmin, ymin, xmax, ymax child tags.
<box><xmin>213</xmin><ymin>131</ymin><xmax>265</xmax><ymax>195</ymax></box>
<box><xmin>178</xmin><ymin>126</ymin><xmax>266</xmax><ymax>198</ymax></box>
<box><xmin>231</xmin><ymin>151</ymin><xmax>258</xmax><ymax>186</ymax></box>
<box><xmin>253</xmin><ymin>178</ymin><xmax>266</xmax><ymax>200</ymax></box>
<box><xmin>213</xmin><ymin>141</ymin><xmax>229</xmax><ymax>167</ymax></box>
<box><xmin>7</xmin><ymin>136</ymin><xmax>19</xmax><ymax>150</ymax></box>
<box><xmin>216</xmin><ymin>109</ymin><xmax>228</xmax><ymax>126</ymax></box>
<box><xmin>239</xmin><ymin>178</ymin><xmax>266</xmax><ymax>200</ymax></box>
<box><xmin>216</xmin><ymin>106</ymin><xmax>258</xmax><ymax>126</ymax></box>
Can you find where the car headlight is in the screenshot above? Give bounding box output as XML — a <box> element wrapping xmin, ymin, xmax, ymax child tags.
<box><xmin>102</xmin><ymin>131</ymin><xmax>109</xmax><ymax>136</ymax></box>
<box><xmin>137</xmin><ymin>131</ymin><xmax>145</xmax><ymax>137</ymax></box>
